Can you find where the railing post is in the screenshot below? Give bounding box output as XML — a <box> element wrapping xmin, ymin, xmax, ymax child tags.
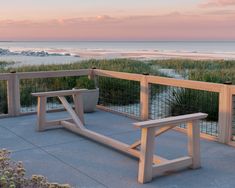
<box><xmin>140</xmin><ymin>73</ymin><xmax>150</xmax><ymax>120</ymax></box>
<box><xmin>218</xmin><ymin>84</ymin><xmax>232</xmax><ymax>144</ymax></box>
<box><xmin>88</xmin><ymin>67</ymin><xmax>98</xmax><ymax>89</ymax></box>
<box><xmin>7</xmin><ymin>71</ymin><xmax>21</xmax><ymax>116</ymax></box>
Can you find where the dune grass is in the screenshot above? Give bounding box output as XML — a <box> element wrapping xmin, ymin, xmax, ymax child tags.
<box><xmin>0</xmin><ymin>59</ymin><xmax>156</xmax><ymax>113</ymax></box>
<box><xmin>0</xmin><ymin>59</ymin><xmax>233</xmax><ymax>123</ymax></box>
<box><xmin>149</xmin><ymin>59</ymin><xmax>235</xmax><ymax>70</ymax></box>
<box><xmin>150</xmin><ymin>59</ymin><xmax>235</xmax><ymax>121</ymax></box>
<box><xmin>150</xmin><ymin>59</ymin><xmax>235</xmax><ymax>84</ymax></box>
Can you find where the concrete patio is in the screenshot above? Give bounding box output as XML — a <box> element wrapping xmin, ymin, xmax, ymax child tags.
<box><xmin>1</xmin><ymin>110</ymin><xmax>235</xmax><ymax>188</ymax></box>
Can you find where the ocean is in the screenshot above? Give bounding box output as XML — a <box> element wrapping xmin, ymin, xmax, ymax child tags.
<box><xmin>0</xmin><ymin>41</ymin><xmax>235</xmax><ymax>65</ymax></box>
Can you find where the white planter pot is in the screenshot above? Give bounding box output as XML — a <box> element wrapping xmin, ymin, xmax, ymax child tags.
<box><xmin>79</xmin><ymin>88</ymin><xmax>99</xmax><ymax>113</ymax></box>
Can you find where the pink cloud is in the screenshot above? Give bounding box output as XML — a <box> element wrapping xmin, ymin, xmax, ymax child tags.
<box><xmin>0</xmin><ymin>13</ymin><xmax>235</xmax><ymax>41</ymax></box>
<box><xmin>200</xmin><ymin>0</ymin><xmax>235</xmax><ymax>8</ymax></box>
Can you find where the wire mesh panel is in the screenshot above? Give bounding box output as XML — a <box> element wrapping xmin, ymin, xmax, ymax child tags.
<box><xmin>149</xmin><ymin>84</ymin><xmax>219</xmax><ymax>137</ymax></box>
<box><xmin>0</xmin><ymin>80</ymin><xmax>8</xmax><ymax>114</ymax></box>
<box><xmin>232</xmin><ymin>95</ymin><xmax>235</xmax><ymax>139</ymax></box>
<box><xmin>20</xmin><ymin>76</ymin><xmax>91</xmax><ymax>113</ymax></box>
<box><xmin>97</xmin><ymin>76</ymin><xmax>140</xmax><ymax>117</ymax></box>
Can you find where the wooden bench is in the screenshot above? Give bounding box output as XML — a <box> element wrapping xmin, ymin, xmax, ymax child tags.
<box><xmin>32</xmin><ymin>90</ymin><xmax>207</xmax><ymax>184</ymax></box>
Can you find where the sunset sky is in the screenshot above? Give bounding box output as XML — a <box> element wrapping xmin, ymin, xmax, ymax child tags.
<box><xmin>0</xmin><ymin>0</ymin><xmax>235</xmax><ymax>41</ymax></box>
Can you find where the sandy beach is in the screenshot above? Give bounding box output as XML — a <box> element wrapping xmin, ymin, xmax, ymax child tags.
<box><xmin>1</xmin><ymin>41</ymin><xmax>235</xmax><ymax>65</ymax></box>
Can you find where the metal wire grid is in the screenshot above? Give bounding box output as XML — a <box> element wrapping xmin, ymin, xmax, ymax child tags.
<box><xmin>20</xmin><ymin>76</ymin><xmax>90</xmax><ymax>113</ymax></box>
<box><xmin>149</xmin><ymin>84</ymin><xmax>219</xmax><ymax>137</ymax></box>
<box><xmin>97</xmin><ymin>76</ymin><xmax>140</xmax><ymax>117</ymax></box>
<box><xmin>0</xmin><ymin>80</ymin><xmax>8</xmax><ymax>114</ymax></box>
<box><xmin>232</xmin><ymin>96</ymin><xmax>235</xmax><ymax>137</ymax></box>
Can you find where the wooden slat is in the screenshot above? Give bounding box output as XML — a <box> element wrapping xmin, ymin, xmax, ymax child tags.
<box><xmin>147</xmin><ymin>75</ymin><xmax>224</xmax><ymax>93</ymax></box>
<box><xmin>187</xmin><ymin>121</ymin><xmax>201</xmax><ymax>169</ymax></box>
<box><xmin>134</xmin><ymin>113</ymin><xmax>208</xmax><ymax>129</ymax></box>
<box><xmin>94</xmin><ymin>69</ymin><xmax>142</xmax><ymax>81</ymax></box>
<box><xmin>37</xmin><ymin>96</ymin><xmax>47</xmax><ymax>131</ymax></box>
<box><xmin>44</xmin><ymin>118</ymin><xmax>72</xmax><ymax>127</ymax></box>
<box><xmin>231</xmin><ymin>86</ymin><xmax>235</xmax><ymax>94</ymax></box>
<box><xmin>17</xmin><ymin>69</ymin><xmax>90</xmax><ymax>79</ymax></box>
<box><xmin>58</xmin><ymin>96</ymin><xmax>84</xmax><ymax>129</ymax></box>
<box><xmin>218</xmin><ymin>85</ymin><xmax>233</xmax><ymax>143</ymax></box>
<box><xmin>61</xmin><ymin>121</ymin><xmax>167</xmax><ymax>164</ymax></box>
<box><xmin>73</xmin><ymin>93</ymin><xmax>85</xmax><ymax>124</ymax></box>
<box><xmin>130</xmin><ymin>126</ymin><xmax>173</xmax><ymax>149</ymax></box>
<box><xmin>32</xmin><ymin>89</ymin><xmax>87</xmax><ymax>97</ymax></box>
<box><xmin>140</xmin><ymin>75</ymin><xmax>149</xmax><ymax>120</ymax></box>
<box><xmin>0</xmin><ymin>73</ymin><xmax>11</xmax><ymax>80</ymax></box>
<box><xmin>152</xmin><ymin>156</ymin><xmax>192</xmax><ymax>176</ymax></box>
<box><xmin>138</xmin><ymin>127</ymin><xmax>155</xmax><ymax>183</ymax></box>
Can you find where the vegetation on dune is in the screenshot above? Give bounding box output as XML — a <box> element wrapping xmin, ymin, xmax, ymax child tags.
<box><xmin>0</xmin><ymin>149</ymin><xmax>71</xmax><ymax>188</ymax></box>
<box><xmin>151</xmin><ymin>59</ymin><xmax>235</xmax><ymax>121</ymax></box>
<box><xmin>167</xmin><ymin>89</ymin><xmax>219</xmax><ymax>121</ymax></box>
<box><xmin>189</xmin><ymin>69</ymin><xmax>235</xmax><ymax>84</ymax></box>
<box><xmin>150</xmin><ymin>59</ymin><xmax>235</xmax><ymax>84</ymax></box>
<box><xmin>150</xmin><ymin>59</ymin><xmax>235</xmax><ymax>70</ymax></box>
<box><xmin>0</xmin><ymin>61</ymin><xmax>14</xmax><ymax>69</ymax></box>
<box><xmin>5</xmin><ymin>59</ymin><xmax>153</xmax><ymax>74</ymax></box>
<box><xmin>0</xmin><ymin>58</ymin><xmax>234</xmax><ymax>122</ymax></box>
<box><xmin>0</xmin><ymin>59</ymin><xmax>156</xmax><ymax>113</ymax></box>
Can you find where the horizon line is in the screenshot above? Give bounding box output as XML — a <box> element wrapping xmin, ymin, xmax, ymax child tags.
<box><xmin>1</xmin><ymin>40</ymin><xmax>235</xmax><ymax>43</ymax></box>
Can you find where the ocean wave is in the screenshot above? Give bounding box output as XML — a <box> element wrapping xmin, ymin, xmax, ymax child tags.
<box><xmin>0</xmin><ymin>48</ymin><xmax>74</xmax><ymax>57</ymax></box>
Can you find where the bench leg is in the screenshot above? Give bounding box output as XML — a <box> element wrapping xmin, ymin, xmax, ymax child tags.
<box><xmin>187</xmin><ymin>120</ymin><xmax>200</xmax><ymax>169</ymax></box>
<box><xmin>37</xmin><ymin>96</ymin><xmax>47</xmax><ymax>131</ymax></box>
<box><xmin>73</xmin><ymin>94</ymin><xmax>84</xmax><ymax>124</ymax></box>
<box><xmin>138</xmin><ymin>127</ymin><xmax>155</xmax><ymax>183</ymax></box>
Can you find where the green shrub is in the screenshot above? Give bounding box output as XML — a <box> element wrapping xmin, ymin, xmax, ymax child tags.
<box><xmin>0</xmin><ymin>149</ymin><xmax>71</xmax><ymax>188</ymax></box>
<box><xmin>0</xmin><ymin>81</ymin><xmax>8</xmax><ymax>114</ymax></box>
<box><xmin>167</xmin><ymin>89</ymin><xmax>219</xmax><ymax>121</ymax></box>
<box><xmin>98</xmin><ymin>78</ymin><xmax>140</xmax><ymax>105</ymax></box>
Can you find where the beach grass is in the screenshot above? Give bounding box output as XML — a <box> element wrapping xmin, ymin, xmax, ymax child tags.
<box><xmin>150</xmin><ymin>59</ymin><xmax>235</xmax><ymax>120</ymax></box>
<box><xmin>150</xmin><ymin>59</ymin><xmax>235</xmax><ymax>83</ymax></box>
<box><xmin>0</xmin><ymin>59</ymin><xmax>156</xmax><ymax>113</ymax></box>
<box><xmin>0</xmin><ymin>59</ymin><xmax>234</xmax><ymax>122</ymax></box>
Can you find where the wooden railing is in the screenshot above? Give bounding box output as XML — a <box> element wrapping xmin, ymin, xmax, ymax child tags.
<box><xmin>0</xmin><ymin>68</ymin><xmax>235</xmax><ymax>145</ymax></box>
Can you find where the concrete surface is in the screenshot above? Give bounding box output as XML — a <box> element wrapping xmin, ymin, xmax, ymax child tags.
<box><xmin>0</xmin><ymin>110</ymin><xmax>235</xmax><ymax>188</ymax></box>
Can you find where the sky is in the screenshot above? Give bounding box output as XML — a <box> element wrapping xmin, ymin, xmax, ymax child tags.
<box><xmin>0</xmin><ymin>0</ymin><xmax>235</xmax><ymax>41</ymax></box>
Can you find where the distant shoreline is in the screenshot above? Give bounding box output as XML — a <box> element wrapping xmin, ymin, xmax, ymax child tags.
<box><xmin>1</xmin><ymin>41</ymin><xmax>235</xmax><ymax>65</ymax></box>
<box><xmin>1</xmin><ymin>51</ymin><xmax>235</xmax><ymax>66</ymax></box>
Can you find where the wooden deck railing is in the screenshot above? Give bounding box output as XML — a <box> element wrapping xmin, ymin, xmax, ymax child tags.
<box><xmin>0</xmin><ymin>68</ymin><xmax>235</xmax><ymax>145</ymax></box>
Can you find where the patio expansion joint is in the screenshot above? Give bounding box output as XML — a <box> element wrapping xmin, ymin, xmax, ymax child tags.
<box><xmin>1</xmin><ymin>125</ymin><xmax>109</xmax><ymax>188</ymax></box>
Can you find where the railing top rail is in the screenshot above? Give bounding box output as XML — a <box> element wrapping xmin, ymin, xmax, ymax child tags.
<box><xmin>94</xmin><ymin>69</ymin><xmax>143</xmax><ymax>81</ymax></box>
<box><xmin>147</xmin><ymin>75</ymin><xmax>225</xmax><ymax>93</ymax></box>
<box><xmin>0</xmin><ymin>68</ymin><xmax>233</xmax><ymax>94</ymax></box>
<box><xmin>93</xmin><ymin>69</ymin><xmax>226</xmax><ymax>93</ymax></box>
<box><xmin>16</xmin><ymin>69</ymin><xmax>91</xmax><ymax>79</ymax></box>
<box><xmin>0</xmin><ymin>73</ymin><xmax>12</xmax><ymax>80</ymax></box>
<box><xmin>230</xmin><ymin>86</ymin><xmax>235</xmax><ymax>94</ymax></box>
